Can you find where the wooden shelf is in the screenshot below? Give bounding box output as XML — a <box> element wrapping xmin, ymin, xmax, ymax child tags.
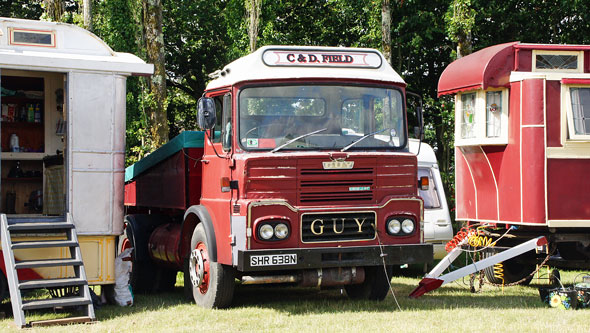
<box><xmin>2</xmin><ymin>177</ymin><xmax>42</xmax><ymax>182</ymax></box>
<box><xmin>1</xmin><ymin>152</ymin><xmax>45</xmax><ymax>160</ymax></box>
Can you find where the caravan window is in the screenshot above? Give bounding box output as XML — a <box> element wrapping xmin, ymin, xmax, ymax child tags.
<box><xmin>455</xmin><ymin>89</ymin><xmax>509</xmax><ymax>146</ymax></box>
<box><xmin>565</xmin><ymin>87</ymin><xmax>590</xmax><ymax>140</ymax></box>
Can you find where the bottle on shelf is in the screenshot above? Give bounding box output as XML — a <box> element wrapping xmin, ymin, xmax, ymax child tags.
<box><xmin>34</xmin><ymin>104</ymin><xmax>41</xmax><ymax>123</ymax></box>
<box><xmin>27</xmin><ymin>104</ymin><xmax>34</xmax><ymax>122</ymax></box>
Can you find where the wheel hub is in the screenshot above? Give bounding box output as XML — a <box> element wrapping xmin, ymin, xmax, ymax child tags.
<box><xmin>189</xmin><ymin>242</ymin><xmax>209</xmax><ymax>293</ymax></box>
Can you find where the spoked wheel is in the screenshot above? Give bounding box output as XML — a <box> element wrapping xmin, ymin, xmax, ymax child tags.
<box><xmin>186</xmin><ymin>224</ymin><xmax>235</xmax><ymax>308</ymax></box>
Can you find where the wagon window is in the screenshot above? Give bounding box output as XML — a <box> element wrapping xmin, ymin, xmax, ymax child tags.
<box><xmin>486</xmin><ymin>91</ymin><xmax>502</xmax><ymax>138</ymax></box>
<box><xmin>532</xmin><ymin>50</ymin><xmax>583</xmax><ymax>73</ymax></box>
<box><xmin>569</xmin><ymin>87</ymin><xmax>590</xmax><ymax>136</ymax></box>
<box><xmin>461</xmin><ymin>93</ymin><xmax>476</xmax><ymax>139</ymax></box>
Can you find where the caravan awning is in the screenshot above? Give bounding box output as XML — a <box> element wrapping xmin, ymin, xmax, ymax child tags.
<box><xmin>438</xmin><ymin>42</ymin><xmax>518</xmax><ymax>96</ymax></box>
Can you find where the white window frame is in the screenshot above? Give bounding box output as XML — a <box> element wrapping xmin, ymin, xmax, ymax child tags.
<box><xmin>562</xmin><ymin>84</ymin><xmax>590</xmax><ymax>142</ymax></box>
<box><xmin>532</xmin><ymin>50</ymin><xmax>583</xmax><ymax>73</ymax></box>
<box><xmin>455</xmin><ymin>88</ymin><xmax>509</xmax><ymax>146</ymax></box>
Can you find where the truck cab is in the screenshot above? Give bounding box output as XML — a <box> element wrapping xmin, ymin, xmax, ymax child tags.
<box><xmin>124</xmin><ymin>46</ymin><xmax>432</xmax><ymax>308</ymax></box>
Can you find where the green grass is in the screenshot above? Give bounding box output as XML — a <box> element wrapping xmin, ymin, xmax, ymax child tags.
<box><xmin>1</xmin><ymin>270</ymin><xmax>589</xmax><ymax>332</ymax></box>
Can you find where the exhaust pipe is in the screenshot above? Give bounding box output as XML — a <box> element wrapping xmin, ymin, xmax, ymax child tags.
<box><xmin>241</xmin><ymin>267</ymin><xmax>365</xmax><ymax>287</ymax></box>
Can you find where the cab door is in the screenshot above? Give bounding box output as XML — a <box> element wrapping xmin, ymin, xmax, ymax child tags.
<box><xmin>200</xmin><ymin>91</ymin><xmax>234</xmax><ymax>265</ymax></box>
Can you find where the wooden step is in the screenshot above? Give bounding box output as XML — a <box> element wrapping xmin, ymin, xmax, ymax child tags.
<box><xmin>15</xmin><ymin>258</ymin><xmax>83</xmax><ymax>269</ymax></box>
<box><xmin>22</xmin><ymin>296</ymin><xmax>91</xmax><ymax>311</ymax></box>
<box><xmin>11</xmin><ymin>240</ymin><xmax>78</xmax><ymax>250</ymax></box>
<box><xmin>19</xmin><ymin>277</ymin><xmax>87</xmax><ymax>290</ymax></box>
<box><xmin>30</xmin><ymin>316</ymin><xmax>94</xmax><ymax>327</ymax></box>
<box><xmin>7</xmin><ymin>222</ymin><xmax>74</xmax><ymax>232</ymax></box>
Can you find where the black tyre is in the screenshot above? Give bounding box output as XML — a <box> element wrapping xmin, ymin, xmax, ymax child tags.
<box><xmin>0</xmin><ymin>271</ymin><xmax>8</xmax><ymax>300</ymax></box>
<box><xmin>483</xmin><ymin>250</ymin><xmax>535</xmax><ymax>285</ymax></box>
<box><xmin>344</xmin><ymin>265</ymin><xmax>392</xmax><ymax>301</ymax></box>
<box><xmin>118</xmin><ymin>222</ymin><xmax>153</xmax><ymax>293</ymax></box>
<box><xmin>186</xmin><ymin>223</ymin><xmax>235</xmax><ymax>308</ymax></box>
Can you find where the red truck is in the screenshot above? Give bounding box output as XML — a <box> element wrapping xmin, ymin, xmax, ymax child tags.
<box><xmin>123</xmin><ymin>46</ymin><xmax>432</xmax><ymax>308</ymax></box>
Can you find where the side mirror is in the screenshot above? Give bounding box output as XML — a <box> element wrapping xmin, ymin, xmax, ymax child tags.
<box><xmin>197</xmin><ymin>97</ymin><xmax>216</xmax><ymax>130</ymax></box>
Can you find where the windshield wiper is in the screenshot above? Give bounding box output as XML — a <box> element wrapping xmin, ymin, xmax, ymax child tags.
<box><xmin>341</xmin><ymin>128</ymin><xmax>391</xmax><ymax>152</ymax></box>
<box><xmin>271</xmin><ymin>128</ymin><xmax>328</xmax><ymax>153</ymax></box>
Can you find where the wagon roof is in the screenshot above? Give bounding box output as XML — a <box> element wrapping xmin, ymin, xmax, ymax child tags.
<box><xmin>438</xmin><ymin>42</ymin><xmax>590</xmax><ymax>97</ymax></box>
<box><xmin>0</xmin><ymin>17</ymin><xmax>153</xmax><ymax>75</ymax></box>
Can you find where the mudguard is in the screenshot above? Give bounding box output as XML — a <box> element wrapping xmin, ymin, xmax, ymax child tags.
<box><xmin>183</xmin><ymin>205</ymin><xmax>218</xmax><ymax>262</ymax></box>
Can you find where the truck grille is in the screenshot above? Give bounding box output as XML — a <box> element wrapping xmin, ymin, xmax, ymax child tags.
<box><xmin>301</xmin><ymin>212</ymin><xmax>376</xmax><ymax>243</ymax></box>
<box><xmin>299</xmin><ymin>168</ymin><xmax>374</xmax><ymax>204</ymax></box>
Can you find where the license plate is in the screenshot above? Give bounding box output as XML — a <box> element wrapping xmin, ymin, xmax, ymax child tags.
<box><xmin>250</xmin><ymin>254</ymin><xmax>297</xmax><ymax>267</ymax></box>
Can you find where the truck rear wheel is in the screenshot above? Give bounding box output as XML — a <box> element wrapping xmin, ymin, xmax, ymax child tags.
<box><xmin>187</xmin><ymin>223</ymin><xmax>235</xmax><ymax>308</ymax></box>
<box><xmin>344</xmin><ymin>265</ymin><xmax>391</xmax><ymax>301</ymax></box>
<box><xmin>119</xmin><ymin>222</ymin><xmax>153</xmax><ymax>293</ymax></box>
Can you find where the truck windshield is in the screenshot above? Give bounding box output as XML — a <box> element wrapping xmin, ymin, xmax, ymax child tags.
<box><xmin>238</xmin><ymin>85</ymin><xmax>405</xmax><ymax>151</ymax></box>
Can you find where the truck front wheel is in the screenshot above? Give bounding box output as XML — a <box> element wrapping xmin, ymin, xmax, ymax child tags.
<box><xmin>344</xmin><ymin>265</ymin><xmax>392</xmax><ymax>301</ymax></box>
<box><xmin>186</xmin><ymin>223</ymin><xmax>235</xmax><ymax>308</ymax></box>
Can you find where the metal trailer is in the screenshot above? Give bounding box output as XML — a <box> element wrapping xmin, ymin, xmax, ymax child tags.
<box><xmin>411</xmin><ymin>42</ymin><xmax>590</xmax><ymax>296</ymax></box>
<box><xmin>0</xmin><ymin>17</ymin><xmax>153</xmax><ymax>327</ymax></box>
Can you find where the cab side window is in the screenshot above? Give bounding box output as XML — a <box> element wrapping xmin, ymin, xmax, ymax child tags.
<box><xmin>212</xmin><ymin>95</ymin><xmax>223</xmax><ymax>143</ymax></box>
<box><xmin>221</xmin><ymin>93</ymin><xmax>232</xmax><ymax>150</ymax></box>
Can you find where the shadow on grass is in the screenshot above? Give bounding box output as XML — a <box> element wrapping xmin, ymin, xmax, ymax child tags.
<box><xmin>6</xmin><ymin>277</ymin><xmax>549</xmax><ymax>323</ymax></box>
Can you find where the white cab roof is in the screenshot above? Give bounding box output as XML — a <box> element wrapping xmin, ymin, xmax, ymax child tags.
<box><xmin>207</xmin><ymin>45</ymin><xmax>405</xmax><ymax>90</ymax></box>
<box><xmin>0</xmin><ymin>17</ymin><xmax>153</xmax><ymax>75</ymax></box>
<box><xmin>409</xmin><ymin>139</ymin><xmax>438</xmax><ymax>165</ymax></box>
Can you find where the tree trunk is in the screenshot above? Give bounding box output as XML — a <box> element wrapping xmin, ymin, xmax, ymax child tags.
<box><xmin>143</xmin><ymin>0</ymin><xmax>169</xmax><ymax>148</ymax></box>
<box><xmin>381</xmin><ymin>0</ymin><xmax>392</xmax><ymax>65</ymax></box>
<box><xmin>83</xmin><ymin>0</ymin><xmax>93</xmax><ymax>31</ymax></box>
<box><xmin>44</xmin><ymin>0</ymin><xmax>64</xmax><ymax>21</ymax></box>
<box><xmin>246</xmin><ymin>0</ymin><xmax>262</xmax><ymax>53</ymax></box>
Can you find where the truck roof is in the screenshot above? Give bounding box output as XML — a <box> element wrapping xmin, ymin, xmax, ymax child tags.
<box><xmin>206</xmin><ymin>45</ymin><xmax>405</xmax><ymax>90</ymax></box>
<box><xmin>0</xmin><ymin>17</ymin><xmax>153</xmax><ymax>75</ymax></box>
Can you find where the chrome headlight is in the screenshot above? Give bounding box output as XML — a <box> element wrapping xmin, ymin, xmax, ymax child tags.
<box><xmin>274</xmin><ymin>223</ymin><xmax>289</xmax><ymax>239</ymax></box>
<box><xmin>401</xmin><ymin>219</ymin><xmax>415</xmax><ymax>234</ymax></box>
<box><xmin>259</xmin><ymin>224</ymin><xmax>274</xmax><ymax>240</ymax></box>
<box><xmin>387</xmin><ymin>219</ymin><xmax>401</xmax><ymax>235</ymax></box>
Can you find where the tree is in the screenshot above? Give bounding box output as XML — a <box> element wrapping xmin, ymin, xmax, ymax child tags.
<box><xmin>44</xmin><ymin>0</ymin><xmax>65</xmax><ymax>21</ymax></box>
<box><xmin>381</xmin><ymin>0</ymin><xmax>392</xmax><ymax>65</ymax></box>
<box><xmin>143</xmin><ymin>0</ymin><xmax>168</xmax><ymax>148</ymax></box>
<box><xmin>445</xmin><ymin>0</ymin><xmax>475</xmax><ymax>58</ymax></box>
<box><xmin>83</xmin><ymin>0</ymin><xmax>93</xmax><ymax>31</ymax></box>
<box><xmin>246</xmin><ymin>0</ymin><xmax>262</xmax><ymax>53</ymax></box>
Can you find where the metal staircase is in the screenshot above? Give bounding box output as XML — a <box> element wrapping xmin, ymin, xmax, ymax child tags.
<box><xmin>0</xmin><ymin>213</ymin><xmax>95</xmax><ymax>328</ymax></box>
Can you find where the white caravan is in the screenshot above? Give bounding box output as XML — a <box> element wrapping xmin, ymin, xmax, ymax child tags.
<box><xmin>409</xmin><ymin>139</ymin><xmax>453</xmax><ymax>259</ymax></box>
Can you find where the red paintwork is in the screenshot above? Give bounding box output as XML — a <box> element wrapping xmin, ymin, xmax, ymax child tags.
<box><xmin>0</xmin><ymin>251</ymin><xmax>44</xmax><ymax>281</ymax></box>
<box><xmin>148</xmin><ymin>223</ymin><xmax>183</xmax><ymax>268</ymax></box>
<box><xmin>521</xmin><ymin>79</ymin><xmax>546</xmax><ymax>224</ymax></box>
<box><xmin>455</xmin><ymin>147</ymin><xmax>477</xmax><ymax>220</ymax></box>
<box><xmin>125</xmin><ymin>148</ymin><xmax>204</xmax><ymax>211</ymax></box>
<box><xmin>548</xmin><ymin>159</ymin><xmax>590</xmax><ymax>220</ymax></box>
<box><xmin>409</xmin><ymin>277</ymin><xmax>443</xmax><ymax>298</ymax></box>
<box><xmin>514</xmin><ymin>44</ymin><xmax>590</xmax><ymax>51</ymax></box>
<box><xmin>438</xmin><ymin>42</ymin><xmax>518</xmax><ymax>96</ymax></box>
<box><xmin>546</xmin><ymin>81</ymin><xmax>561</xmax><ymax>147</ymax></box>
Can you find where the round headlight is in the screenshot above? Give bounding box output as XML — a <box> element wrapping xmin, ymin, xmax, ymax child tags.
<box><xmin>401</xmin><ymin>219</ymin><xmax>415</xmax><ymax>234</ymax></box>
<box><xmin>387</xmin><ymin>219</ymin><xmax>401</xmax><ymax>234</ymax></box>
<box><xmin>274</xmin><ymin>223</ymin><xmax>289</xmax><ymax>239</ymax></box>
<box><xmin>259</xmin><ymin>224</ymin><xmax>274</xmax><ymax>240</ymax></box>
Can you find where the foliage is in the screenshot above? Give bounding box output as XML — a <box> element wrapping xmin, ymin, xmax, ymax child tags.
<box><xmin>5</xmin><ymin>0</ymin><xmax>590</xmax><ymax>208</ymax></box>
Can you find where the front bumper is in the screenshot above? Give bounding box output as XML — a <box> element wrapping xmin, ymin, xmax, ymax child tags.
<box><xmin>237</xmin><ymin>243</ymin><xmax>433</xmax><ymax>272</ymax></box>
